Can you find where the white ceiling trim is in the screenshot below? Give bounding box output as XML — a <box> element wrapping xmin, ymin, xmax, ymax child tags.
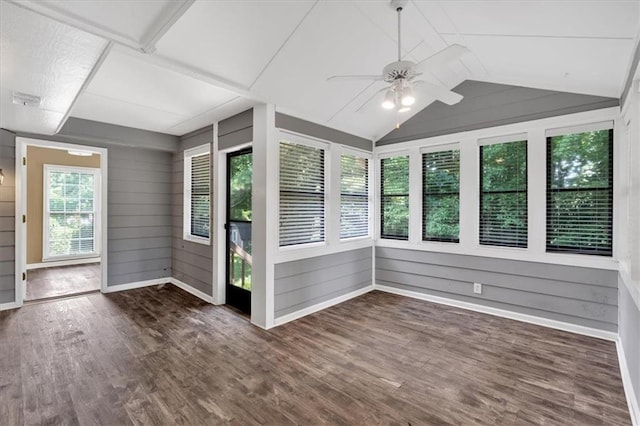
<box><xmin>7</xmin><ymin>0</ymin><xmax>195</xmax><ymax>52</ymax></box>
<box><xmin>55</xmin><ymin>42</ymin><xmax>113</xmax><ymax>134</ymax></box>
<box><xmin>122</xmin><ymin>49</ymin><xmax>256</xmax><ymax>100</ymax></box>
<box><xmin>248</xmin><ymin>1</ymin><xmax>319</xmax><ymax>90</ymax></box>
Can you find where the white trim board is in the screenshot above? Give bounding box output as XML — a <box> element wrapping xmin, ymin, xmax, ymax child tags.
<box><xmin>272</xmin><ymin>285</ymin><xmax>374</xmax><ymax>329</ymax></box>
<box><xmin>374</xmin><ymin>284</ymin><xmax>618</xmax><ymax>342</ymax></box>
<box><xmin>102</xmin><ymin>277</ymin><xmax>171</xmax><ymax>293</ymax></box>
<box><xmin>617</xmin><ymin>338</ymin><xmax>640</xmax><ymax>426</ymax></box>
<box><xmin>0</xmin><ymin>301</ymin><xmax>21</xmax><ymax>312</ymax></box>
<box><xmin>101</xmin><ymin>276</ymin><xmax>215</xmax><ymax>305</ymax></box>
<box><xmin>170</xmin><ymin>277</ymin><xmax>215</xmax><ymax>304</ymax></box>
<box><xmin>27</xmin><ymin>257</ymin><xmax>100</xmax><ymax>270</ymax></box>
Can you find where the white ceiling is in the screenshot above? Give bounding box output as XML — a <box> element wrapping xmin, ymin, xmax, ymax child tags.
<box><xmin>1</xmin><ymin>0</ymin><xmax>638</xmax><ymax>141</ymax></box>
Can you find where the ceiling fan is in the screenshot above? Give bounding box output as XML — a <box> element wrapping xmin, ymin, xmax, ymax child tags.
<box><xmin>328</xmin><ymin>0</ymin><xmax>470</xmax><ymax>113</ymax></box>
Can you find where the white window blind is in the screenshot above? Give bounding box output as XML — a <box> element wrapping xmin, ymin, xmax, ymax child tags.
<box><xmin>45</xmin><ymin>166</ymin><xmax>99</xmax><ymax>260</ymax></box>
<box><xmin>547</xmin><ymin>128</ymin><xmax>613</xmax><ymax>256</ymax></box>
<box><xmin>184</xmin><ymin>144</ymin><xmax>211</xmax><ymax>243</ymax></box>
<box><xmin>340</xmin><ymin>153</ymin><xmax>369</xmax><ymax>239</ymax></box>
<box><xmin>279</xmin><ymin>140</ymin><xmax>325</xmax><ymax>247</ymax></box>
<box><xmin>422</xmin><ymin>149</ymin><xmax>460</xmax><ymax>242</ymax></box>
<box><xmin>479</xmin><ymin>140</ymin><xmax>528</xmax><ymax>248</ymax></box>
<box><xmin>380</xmin><ymin>155</ymin><xmax>409</xmax><ymax>240</ymax></box>
<box><xmin>190</xmin><ymin>153</ymin><xmax>210</xmax><ymax>239</ymax></box>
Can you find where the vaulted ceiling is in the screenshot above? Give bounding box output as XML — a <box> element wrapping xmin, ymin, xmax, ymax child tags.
<box><xmin>1</xmin><ymin>0</ymin><xmax>638</xmax><ymax>141</ymax></box>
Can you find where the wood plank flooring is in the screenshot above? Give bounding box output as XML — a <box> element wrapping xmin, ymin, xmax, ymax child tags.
<box><xmin>0</xmin><ymin>286</ymin><xmax>631</xmax><ymax>425</ymax></box>
<box><xmin>26</xmin><ymin>263</ymin><xmax>100</xmax><ymax>301</ymax></box>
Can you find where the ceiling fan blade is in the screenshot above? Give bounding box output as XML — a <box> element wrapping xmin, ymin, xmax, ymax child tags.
<box><xmin>414</xmin><ymin>80</ymin><xmax>463</xmax><ymax>106</ymax></box>
<box><xmin>414</xmin><ymin>44</ymin><xmax>470</xmax><ymax>74</ymax></box>
<box><xmin>327</xmin><ymin>75</ymin><xmax>384</xmax><ymax>82</ymax></box>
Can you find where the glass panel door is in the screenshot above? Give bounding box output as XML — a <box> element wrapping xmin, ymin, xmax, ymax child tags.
<box><xmin>226</xmin><ymin>148</ymin><xmax>252</xmax><ymax>314</ymax></box>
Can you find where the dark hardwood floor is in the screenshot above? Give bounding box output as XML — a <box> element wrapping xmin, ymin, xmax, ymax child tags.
<box><xmin>0</xmin><ymin>286</ymin><xmax>631</xmax><ymax>425</ymax></box>
<box><xmin>25</xmin><ymin>263</ymin><xmax>100</xmax><ymax>301</ymax></box>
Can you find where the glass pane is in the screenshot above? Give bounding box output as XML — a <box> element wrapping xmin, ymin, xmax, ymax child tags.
<box><xmin>228</xmin><ymin>151</ymin><xmax>252</xmax><ymax>292</ymax></box>
<box><xmin>381</xmin><ymin>156</ymin><xmax>409</xmax><ymax>239</ymax></box>
<box><xmin>547</xmin><ymin>129</ymin><xmax>613</xmax><ymax>256</ymax></box>
<box><xmin>229</xmin><ymin>153</ymin><xmax>253</xmax><ymax>221</ymax></box>
<box><xmin>64</xmin><ymin>173</ymin><xmax>79</xmax><ymax>185</ymax></box>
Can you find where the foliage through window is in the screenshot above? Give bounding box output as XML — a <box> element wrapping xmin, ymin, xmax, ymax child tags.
<box><xmin>422</xmin><ymin>149</ymin><xmax>460</xmax><ymax>242</ymax></box>
<box><xmin>381</xmin><ymin>155</ymin><xmax>409</xmax><ymax>240</ymax></box>
<box><xmin>547</xmin><ymin>128</ymin><xmax>613</xmax><ymax>256</ymax></box>
<box><xmin>279</xmin><ymin>140</ymin><xmax>325</xmax><ymax>247</ymax></box>
<box><xmin>480</xmin><ymin>140</ymin><xmax>528</xmax><ymax>248</ymax></box>
<box><xmin>45</xmin><ymin>166</ymin><xmax>99</xmax><ymax>259</ymax></box>
<box><xmin>340</xmin><ymin>153</ymin><xmax>369</xmax><ymax>239</ymax></box>
<box><xmin>184</xmin><ymin>145</ymin><xmax>211</xmax><ymax>243</ymax></box>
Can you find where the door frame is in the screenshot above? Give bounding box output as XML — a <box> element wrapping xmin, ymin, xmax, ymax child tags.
<box><xmin>15</xmin><ymin>137</ymin><xmax>108</xmax><ymax>305</ymax></box>
<box><xmin>225</xmin><ymin>146</ymin><xmax>253</xmax><ymax>314</ymax></box>
<box><xmin>213</xmin><ymin>141</ymin><xmax>252</xmax><ymax>307</ymax></box>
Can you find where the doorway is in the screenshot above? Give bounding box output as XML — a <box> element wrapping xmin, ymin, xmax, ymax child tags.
<box><xmin>16</xmin><ymin>138</ymin><xmax>108</xmax><ymax>305</ymax></box>
<box><xmin>226</xmin><ymin>148</ymin><xmax>252</xmax><ymax>314</ymax></box>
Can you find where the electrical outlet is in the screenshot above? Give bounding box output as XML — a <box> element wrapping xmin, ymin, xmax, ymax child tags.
<box><xmin>473</xmin><ymin>283</ymin><xmax>482</xmax><ymax>294</ymax></box>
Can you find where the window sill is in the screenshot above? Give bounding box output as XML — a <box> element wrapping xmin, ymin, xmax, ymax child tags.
<box><xmin>184</xmin><ymin>235</ymin><xmax>211</xmax><ymax>246</ymax></box>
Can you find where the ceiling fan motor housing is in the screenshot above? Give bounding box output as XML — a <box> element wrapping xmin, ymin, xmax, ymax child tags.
<box><xmin>383</xmin><ymin>60</ymin><xmax>417</xmax><ymax>83</ymax></box>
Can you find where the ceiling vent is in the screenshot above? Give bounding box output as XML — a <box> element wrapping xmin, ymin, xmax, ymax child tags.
<box><xmin>12</xmin><ymin>92</ymin><xmax>42</xmax><ymax>107</ymax></box>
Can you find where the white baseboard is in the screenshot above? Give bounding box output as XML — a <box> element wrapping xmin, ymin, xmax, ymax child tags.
<box><xmin>374</xmin><ymin>284</ymin><xmax>618</xmax><ymax>342</ymax></box>
<box><xmin>27</xmin><ymin>257</ymin><xmax>100</xmax><ymax>270</ymax></box>
<box><xmin>103</xmin><ymin>277</ymin><xmax>171</xmax><ymax>293</ymax></box>
<box><xmin>0</xmin><ymin>301</ymin><xmax>21</xmax><ymax>311</ymax></box>
<box><xmin>169</xmin><ymin>277</ymin><xmax>215</xmax><ymax>304</ymax></box>
<box><xmin>617</xmin><ymin>338</ymin><xmax>640</xmax><ymax>426</ymax></box>
<box><xmin>273</xmin><ymin>285</ymin><xmax>374</xmax><ymax>327</ymax></box>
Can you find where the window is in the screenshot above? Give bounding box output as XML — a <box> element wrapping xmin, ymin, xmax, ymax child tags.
<box><xmin>546</xmin><ymin>127</ymin><xmax>613</xmax><ymax>256</ymax></box>
<box><xmin>422</xmin><ymin>149</ymin><xmax>460</xmax><ymax>242</ymax></box>
<box><xmin>279</xmin><ymin>140</ymin><xmax>326</xmax><ymax>247</ymax></box>
<box><xmin>479</xmin><ymin>139</ymin><xmax>528</xmax><ymax>248</ymax></box>
<box><xmin>380</xmin><ymin>155</ymin><xmax>409</xmax><ymax>240</ymax></box>
<box><xmin>44</xmin><ymin>165</ymin><xmax>99</xmax><ymax>260</ymax></box>
<box><xmin>184</xmin><ymin>145</ymin><xmax>211</xmax><ymax>244</ymax></box>
<box><xmin>340</xmin><ymin>153</ymin><xmax>370</xmax><ymax>239</ymax></box>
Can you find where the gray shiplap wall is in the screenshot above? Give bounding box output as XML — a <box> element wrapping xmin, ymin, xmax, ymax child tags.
<box><xmin>376</xmin><ymin>247</ymin><xmax>618</xmax><ymax>332</ymax></box>
<box><xmin>276</xmin><ymin>113</ymin><xmax>373</xmax><ymax>151</ymax></box>
<box><xmin>17</xmin><ymin>123</ymin><xmax>174</xmax><ymax>290</ymax></box>
<box><xmin>172</xmin><ymin>126</ymin><xmax>214</xmax><ymax>295</ymax></box>
<box><xmin>219</xmin><ymin>108</ymin><xmax>253</xmax><ymax>150</ymax></box>
<box><xmin>0</xmin><ymin>130</ymin><xmax>15</xmax><ymax>304</ymax></box>
<box><xmin>108</xmin><ymin>146</ymin><xmax>173</xmax><ymax>286</ymax></box>
<box><xmin>274</xmin><ymin>247</ymin><xmax>372</xmax><ymax>318</ymax></box>
<box><xmin>619</xmin><ymin>278</ymin><xmax>640</xmax><ymax>414</ymax></box>
<box><xmin>377</xmin><ymin>80</ymin><xmax>619</xmax><ymax>146</ymax></box>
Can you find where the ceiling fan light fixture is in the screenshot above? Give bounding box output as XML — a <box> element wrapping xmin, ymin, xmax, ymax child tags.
<box><xmin>400</xmin><ymin>85</ymin><xmax>415</xmax><ymax>106</ymax></box>
<box><xmin>398</xmin><ymin>106</ymin><xmax>411</xmax><ymax>113</ymax></box>
<box><xmin>382</xmin><ymin>89</ymin><xmax>396</xmax><ymax>110</ymax></box>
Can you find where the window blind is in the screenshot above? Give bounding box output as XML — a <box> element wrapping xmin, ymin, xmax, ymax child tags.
<box><xmin>340</xmin><ymin>154</ymin><xmax>369</xmax><ymax>239</ymax></box>
<box><xmin>380</xmin><ymin>155</ymin><xmax>409</xmax><ymax>240</ymax></box>
<box><xmin>190</xmin><ymin>153</ymin><xmax>210</xmax><ymax>239</ymax></box>
<box><xmin>479</xmin><ymin>140</ymin><xmax>528</xmax><ymax>248</ymax></box>
<box><xmin>422</xmin><ymin>149</ymin><xmax>460</xmax><ymax>242</ymax></box>
<box><xmin>546</xmin><ymin>129</ymin><xmax>613</xmax><ymax>256</ymax></box>
<box><xmin>279</xmin><ymin>140</ymin><xmax>325</xmax><ymax>247</ymax></box>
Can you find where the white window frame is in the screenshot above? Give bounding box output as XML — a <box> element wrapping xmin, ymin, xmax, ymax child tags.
<box><xmin>374</xmin><ymin>107</ymin><xmax>620</xmax><ymax>270</ymax></box>
<box><xmin>339</xmin><ymin>147</ymin><xmax>372</xmax><ymax>242</ymax></box>
<box><xmin>277</xmin><ymin>131</ymin><xmax>330</xmax><ymax>251</ymax></box>
<box><xmin>43</xmin><ymin>164</ymin><xmax>101</xmax><ymax>262</ymax></box>
<box><xmin>183</xmin><ymin>144</ymin><xmax>211</xmax><ymax>245</ymax></box>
